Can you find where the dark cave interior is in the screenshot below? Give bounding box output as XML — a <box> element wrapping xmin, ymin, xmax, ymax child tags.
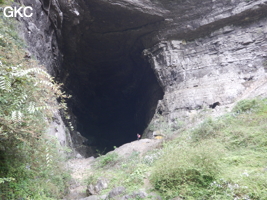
<box><xmin>67</xmin><ymin>58</ymin><xmax>163</xmax><ymax>153</ymax></box>
<box><xmin>59</xmin><ymin>0</ymin><xmax>164</xmax><ymax>154</ymax></box>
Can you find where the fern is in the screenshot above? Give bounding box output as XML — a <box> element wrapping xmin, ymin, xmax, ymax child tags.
<box><xmin>27</xmin><ymin>102</ymin><xmax>53</xmax><ymax>114</ymax></box>
<box><xmin>11</xmin><ymin>110</ymin><xmax>23</xmax><ymax>121</ymax></box>
<box><xmin>0</xmin><ymin>14</ymin><xmax>71</xmax><ymax>199</ymax></box>
<box><xmin>11</xmin><ymin>67</ymin><xmax>52</xmax><ymax>80</ymax></box>
<box><xmin>0</xmin><ymin>76</ymin><xmax>8</xmax><ymax>90</ymax></box>
<box><xmin>0</xmin><ymin>60</ymin><xmax>66</xmax><ymax>121</ymax></box>
<box><xmin>0</xmin><ymin>71</ymin><xmax>12</xmax><ymax>92</ymax></box>
<box><xmin>14</xmin><ymin>93</ymin><xmax>28</xmax><ymax>108</ymax></box>
<box><xmin>0</xmin><ymin>177</ymin><xmax>15</xmax><ymax>184</ymax></box>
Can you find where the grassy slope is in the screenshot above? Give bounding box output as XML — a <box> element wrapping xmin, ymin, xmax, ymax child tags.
<box><xmin>88</xmin><ymin>99</ymin><xmax>267</xmax><ymax>200</ymax></box>
<box><xmin>151</xmin><ymin>99</ymin><xmax>267</xmax><ymax>200</ymax></box>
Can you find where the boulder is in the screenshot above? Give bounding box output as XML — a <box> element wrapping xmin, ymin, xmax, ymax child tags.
<box><xmin>87</xmin><ymin>179</ymin><xmax>108</xmax><ymax>195</ymax></box>
<box><xmin>121</xmin><ymin>191</ymin><xmax>147</xmax><ymax>199</ymax></box>
<box><xmin>107</xmin><ymin>186</ymin><xmax>126</xmax><ymax>199</ymax></box>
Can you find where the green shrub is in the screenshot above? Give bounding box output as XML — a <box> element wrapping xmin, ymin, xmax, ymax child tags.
<box><xmin>150</xmin><ymin>140</ymin><xmax>223</xmax><ymax>199</ymax></box>
<box><xmin>233</xmin><ymin>99</ymin><xmax>258</xmax><ymax>113</ymax></box>
<box><xmin>123</xmin><ymin>164</ymin><xmax>147</xmax><ymax>187</ymax></box>
<box><xmin>96</xmin><ymin>152</ymin><xmax>119</xmax><ymax>168</ymax></box>
<box><xmin>84</xmin><ymin>99</ymin><xmax>267</xmax><ymax>199</ymax></box>
<box><xmin>85</xmin><ymin>174</ymin><xmax>98</xmax><ymax>186</ymax></box>
<box><xmin>191</xmin><ymin>118</ymin><xmax>226</xmax><ymax>142</ymax></box>
<box><xmin>151</xmin><ymin>98</ymin><xmax>267</xmax><ymax>199</ymax></box>
<box><xmin>0</xmin><ymin>13</ymin><xmax>71</xmax><ymax>199</ymax></box>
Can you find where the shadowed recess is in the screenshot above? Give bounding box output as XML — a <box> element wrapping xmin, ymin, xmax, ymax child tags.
<box><xmin>58</xmin><ymin>0</ymin><xmax>164</xmax><ymax>155</ymax></box>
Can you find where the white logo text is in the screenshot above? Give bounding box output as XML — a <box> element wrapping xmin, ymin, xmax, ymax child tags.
<box><xmin>3</xmin><ymin>6</ymin><xmax>33</xmax><ymax>18</ymax></box>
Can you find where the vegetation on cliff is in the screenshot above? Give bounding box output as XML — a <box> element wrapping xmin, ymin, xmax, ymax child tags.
<box><xmin>0</xmin><ymin>12</ymin><xmax>70</xmax><ymax>200</ymax></box>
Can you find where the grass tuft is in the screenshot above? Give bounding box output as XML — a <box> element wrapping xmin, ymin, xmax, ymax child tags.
<box><xmin>150</xmin><ymin>98</ymin><xmax>267</xmax><ymax>199</ymax></box>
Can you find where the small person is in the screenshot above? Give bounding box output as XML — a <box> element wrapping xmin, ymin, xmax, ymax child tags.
<box><xmin>137</xmin><ymin>133</ymin><xmax>141</xmax><ymax>140</ymax></box>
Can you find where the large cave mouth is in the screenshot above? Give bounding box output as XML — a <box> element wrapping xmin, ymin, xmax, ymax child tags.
<box><xmin>67</xmin><ymin>57</ymin><xmax>164</xmax><ymax>154</ymax></box>
<box><xmin>59</xmin><ymin>0</ymin><xmax>164</xmax><ymax>154</ymax></box>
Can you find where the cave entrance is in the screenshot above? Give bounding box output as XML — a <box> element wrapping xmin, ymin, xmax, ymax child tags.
<box><xmin>68</xmin><ymin>58</ymin><xmax>163</xmax><ymax>154</ymax></box>
<box><xmin>59</xmin><ymin>0</ymin><xmax>164</xmax><ymax>155</ymax></box>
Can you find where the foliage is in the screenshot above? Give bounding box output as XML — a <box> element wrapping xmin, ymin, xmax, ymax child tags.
<box><xmin>96</xmin><ymin>152</ymin><xmax>119</xmax><ymax>168</ymax></box>
<box><xmin>83</xmin><ymin>98</ymin><xmax>267</xmax><ymax>199</ymax></box>
<box><xmin>0</xmin><ymin>177</ymin><xmax>14</xmax><ymax>184</ymax></box>
<box><xmin>0</xmin><ymin>12</ymin><xmax>70</xmax><ymax>199</ymax></box>
<box><xmin>232</xmin><ymin>99</ymin><xmax>259</xmax><ymax>113</ymax></box>
<box><xmin>85</xmin><ymin>174</ymin><xmax>98</xmax><ymax>186</ymax></box>
<box><xmin>123</xmin><ymin>164</ymin><xmax>147</xmax><ymax>187</ymax></box>
<box><xmin>150</xmin><ymin>98</ymin><xmax>267</xmax><ymax>199</ymax></box>
<box><xmin>191</xmin><ymin>117</ymin><xmax>226</xmax><ymax>142</ymax></box>
<box><xmin>0</xmin><ymin>0</ymin><xmax>14</xmax><ymax>6</ymax></box>
<box><xmin>142</xmin><ymin>150</ymin><xmax>162</xmax><ymax>166</ymax></box>
<box><xmin>86</xmin><ymin>150</ymin><xmax>153</xmax><ymax>195</ymax></box>
<box><xmin>150</xmin><ymin>140</ymin><xmax>223</xmax><ymax>199</ymax></box>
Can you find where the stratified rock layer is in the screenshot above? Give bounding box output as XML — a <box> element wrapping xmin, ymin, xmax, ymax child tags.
<box><xmin>145</xmin><ymin>18</ymin><xmax>267</xmax><ymax>127</ymax></box>
<box><xmin>17</xmin><ymin>0</ymin><xmax>267</xmax><ymax>153</ymax></box>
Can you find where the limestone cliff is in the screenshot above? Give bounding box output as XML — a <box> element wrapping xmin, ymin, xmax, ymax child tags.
<box><xmin>145</xmin><ymin>18</ymin><xmax>267</xmax><ymax>133</ymax></box>
<box><xmin>143</xmin><ymin>0</ymin><xmax>267</xmax><ymax>134</ymax></box>
<box><xmin>16</xmin><ymin>0</ymin><xmax>267</xmax><ymax>155</ymax></box>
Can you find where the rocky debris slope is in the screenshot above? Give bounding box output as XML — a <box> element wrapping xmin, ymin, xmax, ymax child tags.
<box><xmin>64</xmin><ymin>138</ymin><xmax>162</xmax><ymax>200</ymax></box>
<box><xmin>64</xmin><ymin>157</ymin><xmax>95</xmax><ymax>200</ymax></box>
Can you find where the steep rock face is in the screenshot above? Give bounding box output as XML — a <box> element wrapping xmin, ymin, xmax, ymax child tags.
<box><xmin>145</xmin><ymin>19</ymin><xmax>267</xmax><ymax>129</ymax></box>
<box><xmin>17</xmin><ymin>0</ymin><xmax>63</xmax><ymax>75</ymax></box>
<box><xmin>15</xmin><ymin>0</ymin><xmax>74</xmax><ymax>152</ymax></box>
<box><xmin>17</xmin><ymin>0</ymin><xmax>267</xmax><ymax>154</ymax></box>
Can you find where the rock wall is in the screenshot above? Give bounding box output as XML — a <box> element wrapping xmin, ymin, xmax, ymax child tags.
<box><xmin>16</xmin><ymin>0</ymin><xmax>76</xmax><ymax>154</ymax></box>
<box><xmin>16</xmin><ymin>0</ymin><xmax>267</xmax><ymax>146</ymax></box>
<box><xmin>144</xmin><ymin>17</ymin><xmax>267</xmax><ymax>135</ymax></box>
<box><xmin>45</xmin><ymin>110</ymin><xmax>73</xmax><ymax>149</ymax></box>
<box><xmin>16</xmin><ymin>0</ymin><xmax>63</xmax><ymax>75</ymax></box>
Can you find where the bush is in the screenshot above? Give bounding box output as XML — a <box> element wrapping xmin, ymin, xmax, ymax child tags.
<box><xmin>191</xmin><ymin>118</ymin><xmax>226</xmax><ymax>142</ymax></box>
<box><xmin>150</xmin><ymin>140</ymin><xmax>223</xmax><ymax>199</ymax></box>
<box><xmin>0</xmin><ymin>12</ymin><xmax>70</xmax><ymax>199</ymax></box>
<box><xmin>233</xmin><ymin>99</ymin><xmax>258</xmax><ymax>113</ymax></box>
<box><xmin>96</xmin><ymin>152</ymin><xmax>119</xmax><ymax>168</ymax></box>
<box><xmin>151</xmin><ymin>98</ymin><xmax>267</xmax><ymax>199</ymax></box>
<box><xmin>83</xmin><ymin>99</ymin><xmax>267</xmax><ymax>199</ymax></box>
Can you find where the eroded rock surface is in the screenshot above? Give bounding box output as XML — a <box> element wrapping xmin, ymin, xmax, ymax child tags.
<box><xmin>17</xmin><ymin>0</ymin><xmax>267</xmax><ymax>153</ymax></box>
<box><xmin>144</xmin><ymin>17</ymin><xmax>267</xmax><ymax>129</ymax></box>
